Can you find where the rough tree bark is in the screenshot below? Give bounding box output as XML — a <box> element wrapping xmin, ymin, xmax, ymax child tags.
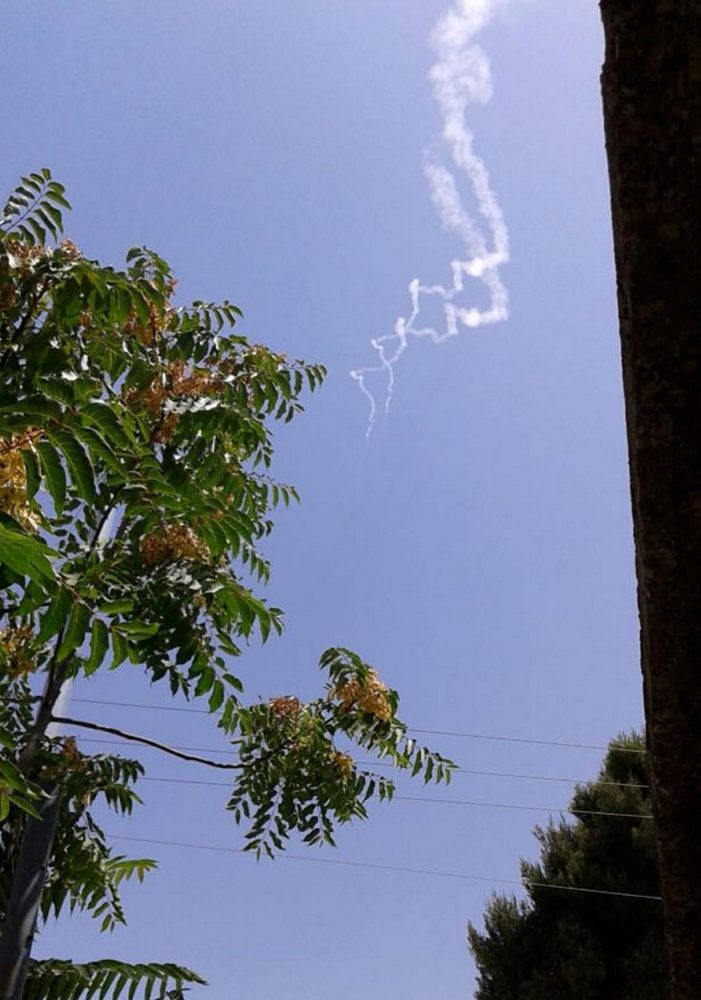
<box><xmin>0</xmin><ymin>791</ymin><xmax>61</xmax><ymax>1000</ymax></box>
<box><xmin>599</xmin><ymin>2</ymin><xmax>701</xmax><ymax>997</ymax></box>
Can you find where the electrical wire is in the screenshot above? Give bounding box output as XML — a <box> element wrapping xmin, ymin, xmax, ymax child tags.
<box><xmin>135</xmin><ymin>774</ymin><xmax>652</xmax><ymax>819</ymax></box>
<box><xmin>2</xmin><ymin>693</ymin><xmax>647</xmax><ymax>754</ymax></box>
<box><xmin>54</xmin><ymin>696</ymin><xmax>647</xmax><ymax>754</ymax></box>
<box><xmin>108</xmin><ymin>833</ymin><xmax>663</xmax><ymax>902</ymax></box>
<box><xmin>72</xmin><ymin>737</ymin><xmax>650</xmax><ymax>791</ymax></box>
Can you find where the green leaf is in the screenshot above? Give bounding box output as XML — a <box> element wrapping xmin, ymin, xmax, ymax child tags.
<box><xmin>37</xmin><ymin>587</ymin><xmax>72</xmax><ymax>643</ymax></box>
<box><xmin>46</xmin><ymin>186</ymin><xmax>72</xmax><ymax>210</ymax></box>
<box><xmin>110</xmin><ymin>629</ymin><xmax>129</xmax><ymax>668</ymax></box>
<box><xmin>49</xmin><ymin>430</ymin><xmax>96</xmax><ymax>503</ymax></box>
<box><xmin>0</xmin><ymin>758</ymin><xmax>32</xmax><ymax>794</ymax></box>
<box><xmin>82</xmin><ymin>402</ymin><xmax>132</xmax><ymax>447</ymax></box>
<box><xmin>6</xmin><ymin>793</ymin><xmax>42</xmax><ymax>820</ymax></box>
<box><xmin>99</xmin><ymin>599</ymin><xmax>134</xmax><ymax>615</ymax></box>
<box><xmin>21</xmin><ymin>448</ymin><xmax>41</xmax><ymax>501</ymax></box>
<box><xmin>36</xmin><ymin>441</ymin><xmax>67</xmax><ymax>514</ymax></box>
<box><xmin>73</xmin><ymin>425</ymin><xmax>121</xmax><ymax>472</ymax></box>
<box><xmin>208</xmin><ymin>681</ymin><xmax>224</xmax><ymax>713</ymax></box>
<box><xmin>194</xmin><ymin>666</ymin><xmax>215</xmax><ymax>697</ymax></box>
<box><xmin>114</xmin><ymin>621</ymin><xmax>159</xmax><ymax>638</ymax></box>
<box><xmin>0</xmin><ymin>394</ymin><xmax>62</xmax><ymax>422</ymax></box>
<box><xmin>85</xmin><ymin>619</ymin><xmax>109</xmax><ymax>675</ymax></box>
<box><xmin>57</xmin><ymin>601</ymin><xmax>91</xmax><ymax>661</ymax></box>
<box><xmin>24</xmin><ymin>958</ymin><xmax>206</xmax><ymax>1000</ymax></box>
<box><xmin>15</xmin><ymin>580</ymin><xmax>46</xmax><ymax>615</ymax></box>
<box><xmin>37</xmin><ymin>377</ymin><xmax>75</xmax><ymax>407</ymax></box>
<box><xmin>0</xmin><ymin>523</ymin><xmax>56</xmax><ymax>586</ymax></box>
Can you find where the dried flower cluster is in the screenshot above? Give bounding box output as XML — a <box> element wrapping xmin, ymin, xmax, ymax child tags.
<box><xmin>331</xmin><ymin>669</ymin><xmax>393</xmax><ymax>722</ymax></box>
<box><xmin>39</xmin><ymin>736</ymin><xmax>87</xmax><ymax>784</ymax></box>
<box><xmin>127</xmin><ymin>360</ymin><xmax>225</xmax><ymax>444</ymax></box>
<box><xmin>5</xmin><ymin>239</ymin><xmax>46</xmax><ymax>269</ymax></box>
<box><xmin>0</xmin><ymin>623</ymin><xmax>35</xmax><ymax>677</ymax></box>
<box><xmin>140</xmin><ymin>523</ymin><xmax>209</xmax><ymax>567</ymax></box>
<box><xmin>268</xmin><ymin>696</ymin><xmax>303</xmax><ymax>720</ymax></box>
<box><xmin>0</xmin><ymin>439</ymin><xmax>40</xmax><ymax>532</ymax></box>
<box><xmin>59</xmin><ymin>238</ymin><xmax>81</xmax><ymax>259</ymax></box>
<box><xmin>331</xmin><ymin>750</ymin><xmax>354</xmax><ymax>779</ymax></box>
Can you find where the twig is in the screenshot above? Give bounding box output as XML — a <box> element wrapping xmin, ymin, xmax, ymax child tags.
<box><xmin>50</xmin><ymin>716</ymin><xmax>243</xmax><ymax>771</ymax></box>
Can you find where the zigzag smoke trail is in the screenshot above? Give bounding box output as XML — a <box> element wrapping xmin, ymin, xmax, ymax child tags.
<box><xmin>350</xmin><ymin>0</ymin><xmax>509</xmax><ymax>434</ymax></box>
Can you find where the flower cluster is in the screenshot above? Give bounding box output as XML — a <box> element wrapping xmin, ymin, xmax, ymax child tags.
<box><xmin>127</xmin><ymin>360</ymin><xmax>225</xmax><ymax>444</ymax></box>
<box><xmin>39</xmin><ymin>737</ymin><xmax>88</xmax><ymax>784</ymax></box>
<box><xmin>331</xmin><ymin>750</ymin><xmax>354</xmax><ymax>780</ymax></box>
<box><xmin>0</xmin><ymin>623</ymin><xmax>35</xmax><ymax>677</ymax></box>
<box><xmin>268</xmin><ymin>696</ymin><xmax>303</xmax><ymax>720</ymax></box>
<box><xmin>5</xmin><ymin>239</ymin><xmax>46</xmax><ymax>269</ymax></box>
<box><xmin>330</xmin><ymin>669</ymin><xmax>393</xmax><ymax>722</ymax></box>
<box><xmin>140</xmin><ymin>523</ymin><xmax>209</xmax><ymax>567</ymax></box>
<box><xmin>0</xmin><ymin>438</ymin><xmax>40</xmax><ymax>532</ymax></box>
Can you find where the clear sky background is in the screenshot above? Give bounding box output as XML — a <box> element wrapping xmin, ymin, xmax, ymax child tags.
<box><xmin>2</xmin><ymin>1</ymin><xmax>644</xmax><ymax>997</ymax></box>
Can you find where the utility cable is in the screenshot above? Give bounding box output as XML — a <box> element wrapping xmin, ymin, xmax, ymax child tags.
<box><xmin>108</xmin><ymin>833</ymin><xmax>663</xmax><ymax>902</ymax></box>
<box><xmin>52</xmin><ymin>695</ymin><xmax>647</xmax><ymax>754</ymax></box>
<box><xmin>136</xmin><ymin>774</ymin><xmax>652</xmax><ymax>819</ymax></box>
<box><xmin>73</xmin><ymin>736</ymin><xmax>650</xmax><ymax>791</ymax></box>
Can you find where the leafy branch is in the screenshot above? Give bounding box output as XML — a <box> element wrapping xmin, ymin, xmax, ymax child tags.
<box><xmin>0</xmin><ymin>169</ymin><xmax>452</xmax><ymax>997</ymax></box>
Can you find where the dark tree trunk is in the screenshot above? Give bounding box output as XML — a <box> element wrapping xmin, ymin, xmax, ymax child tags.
<box><xmin>0</xmin><ymin>790</ymin><xmax>61</xmax><ymax>1000</ymax></box>
<box><xmin>599</xmin><ymin>2</ymin><xmax>701</xmax><ymax>997</ymax></box>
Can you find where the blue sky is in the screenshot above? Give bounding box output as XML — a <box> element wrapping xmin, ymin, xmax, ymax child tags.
<box><xmin>2</xmin><ymin>1</ymin><xmax>643</xmax><ymax>997</ymax></box>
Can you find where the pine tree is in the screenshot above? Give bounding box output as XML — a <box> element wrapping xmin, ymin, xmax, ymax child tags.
<box><xmin>468</xmin><ymin>733</ymin><xmax>667</xmax><ymax>999</ymax></box>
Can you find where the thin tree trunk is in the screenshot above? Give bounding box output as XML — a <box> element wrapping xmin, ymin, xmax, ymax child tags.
<box><xmin>0</xmin><ymin>671</ymin><xmax>70</xmax><ymax>999</ymax></box>
<box><xmin>599</xmin><ymin>2</ymin><xmax>701</xmax><ymax>997</ymax></box>
<box><xmin>0</xmin><ymin>790</ymin><xmax>61</xmax><ymax>1000</ymax></box>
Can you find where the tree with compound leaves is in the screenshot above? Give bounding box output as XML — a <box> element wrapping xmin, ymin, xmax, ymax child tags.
<box><xmin>598</xmin><ymin>4</ymin><xmax>701</xmax><ymax>997</ymax></box>
<box><xmin>468</xmin><ymin>733</ymin><xmax>665</xmax><ymax>1000</ymax></box>
<box><xmin>0</xmin><ymin>171</ymin><xmax>452</xmax><ymax>999</ymax></box>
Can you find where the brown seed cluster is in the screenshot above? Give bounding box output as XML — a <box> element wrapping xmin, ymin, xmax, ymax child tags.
<box><xmin>169</xmin><ymin>360</ymin><xmax>223</xmax><ymax>399</ymax></box>
<box><xmin>61</xmin><ymin>736</ymin><xmax>83</xmax><ymax>766</ymax></box>
<box><xmin>268</xmin><ymin>696</ymin><xmax>303</xmax><ymax>720</ymax></box>
<box><xmin>331</xmin><ymin>670</ymin><xmax>393</xmax><ymax>722</ymax></box>
<box><xmin>0</xmin><ymin>624</ymin><xmax>35</xmax><ymax>677</ymax></box>
<box><xmin>331</xmin><ymin>750</ymin><xmax>354</xmax><ymax>779</ymax></box>
<box><xmin>126</xmin><ymin>360</ymin><xmax>225</xmax><ymax>444</ymax></box>
<box><xmin>60</xmin><ymin>239</ymin><xmax>81</xmax><ymax>260</ymax></box>
<box><xmin>40</xmin><ymin>736</ymin><xmax>88</xmax><ymax>784</ymax></box>
<box><xmin>0</xmin><ymin>438</ymin><xmax>41</xmax><ymax>532</ymax></box>
<box><xmin>6</xmin><ymin>240</ymin><xmax>45</xmax><ymax>268</ymax></box>
<box><xmin>140</xmin><ymin>523</ymin><xmax>209</xmax><ymax>567</ymax></box>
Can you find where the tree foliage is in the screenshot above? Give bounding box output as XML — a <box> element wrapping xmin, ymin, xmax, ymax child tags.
<box><xmin>0</xmin><ymin>170</ymin><xmax>453</xmax><ymax>997</ymax></box>
<box><xmin>24</xmin><ymin>958</ymin><xmax>205</xmax><ymax>1000</ymax></box>
<box><xmin>467</xmin><ymin>733</ymin><xmax>666</xmax><ymax>1000</ymax></box>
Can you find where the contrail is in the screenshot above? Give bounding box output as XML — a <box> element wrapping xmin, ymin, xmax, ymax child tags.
<box><xmin>350</xmin><ymin>0</ymin><xmax>509</xmax><ymax>434</ymax></box>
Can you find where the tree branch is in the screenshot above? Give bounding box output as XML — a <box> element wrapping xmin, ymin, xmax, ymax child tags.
<box><xmin>50</xmin><ymin>716</ymin><xmax>243</xmax><ymax>770</ymax></box>
<box><xmin>18</xmin><ymin>494</ymin><xmax>126</xmax><ymax>774</ymax></box>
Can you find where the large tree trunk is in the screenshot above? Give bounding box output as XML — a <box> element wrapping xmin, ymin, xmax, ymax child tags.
<box><xmin>599</xmin><ymin>2</ymin><xmax>701</xmax><ymax>997</ymax></box>
<box><xmin>0</xmin><ymin>791</ymin><xmax>61</xmax><ymax>1000</ymax></box>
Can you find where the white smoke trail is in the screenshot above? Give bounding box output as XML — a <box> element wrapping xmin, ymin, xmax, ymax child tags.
<box><xmin>350</xmin><ymin>0</ymin><xmax>509</xmax><ymax>434</ymax></box>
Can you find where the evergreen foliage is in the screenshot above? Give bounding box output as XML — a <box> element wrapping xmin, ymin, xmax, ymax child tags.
<box><xmin>468</xmin><ymin>732</ymin><xmax>667</xmax><ymax>999</ymax></box>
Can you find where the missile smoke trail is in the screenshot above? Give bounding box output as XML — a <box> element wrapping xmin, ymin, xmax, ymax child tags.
<box><xmin>350</xmin><ymin>0</ymin><xmax>509</xmax><ymax>434</ymax></box>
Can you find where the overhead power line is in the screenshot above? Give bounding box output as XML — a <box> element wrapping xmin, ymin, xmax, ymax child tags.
<box><xmin>73</xmin><ymin>736</ymin><xmax>650</xmax><ymax>791</ymax></box>
<box><xmin>410</xmin><ymin>727</ymin><xmax>646</xmax><ymax>754</ymax></box>
<box><xmin>136</xmin><ymin>774</ymin><xmax>652</xmax><ymax>820</ymax></box>
<box><xmin>109</xmin><ymin>833</ymin><xmax>662</xmax><ymax>902</ymax></box>
<box><xmin>49</xmin><ymin>695</ymin><xmax>646</xmax><ymax>755</ymax></box>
